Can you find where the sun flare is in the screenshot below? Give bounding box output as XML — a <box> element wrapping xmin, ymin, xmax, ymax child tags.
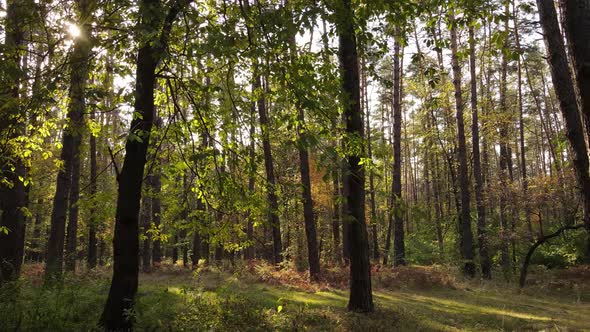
<box><xmin>67</xmin><ymin>23</ymin><xmax>81</xmax><ymax>38</ymax></box>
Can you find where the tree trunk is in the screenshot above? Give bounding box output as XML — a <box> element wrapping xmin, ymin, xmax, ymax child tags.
<box><xmin>286</xmin><ymin>13</ymin><xmax>320</xmax><ymax>281</ymax></box>
<box><xmin>256</xmin><ymin>72</ymin><xmax>282</xmax><ymax>264</ymax></box>
<box><xmin>88</xmin><ymin>111</ymin><xmax>98</xmax><ymax>269</ymax></box>
<box><xmin>100</xmin><ymin>1</ymin><xmax>188</xmax><ymax>328</ymax></box>
<box><xmin>469</xmin><ymin>27</ymin><xmax>491</xmax><ymax>279</ymax></box>
<box><xmin>562</xmin><ymin>0</ymin><xmax>590</xmax><ymax>261</ymax></box>
<box><xmin>498</xmin><ymin>1</ymin><xmax>512</xmax><ymax>278</ymax></box>
<box><xmin>141</xmin><ymin>195</ymin><xmax>152</xmax><ymax>272</ymax></box>
<box><xmin>65</xmin><ymin>142</ymin><xmax>82</xmax><ymax>272</ymax></box>
<box><xmin>450</xmin><ymin>19</ymin><xmax>476</xmax><ymax>278</ymax></box>
<box><xmin>392</xmin><ymin>38</ymin><xmax>405</xmax><ymax>267</ymax></box>
<box><xmin>331</xmin><ymin>169</ymin><xmax>341</xmax><ymax>261</ymax></box>
<box><xmin>337</xmin><ymin>0</ymin><xmax>374</xmax><ymax>312</ymax></box>
<box><xmin>364</xmin><ymin>58</ymin><xmax>379</xmax><ymax>260</ymax></box>
<box><xmin>296</xmin><ymin>107</ymin><xmax>321</xmax><ymax>280</ymax></box>
<box><xmin>45</xmin><ymin>0</ymin><xmax>91</xmax><ymax>282</ymax></box>
<box><xmin>244</xmin><ymin>100</ymin><xmax>256</xmax><ymax>260</ymax></box>
<box><xmin>536</xmin><ymin>0</ymin><xmax>590</xmax><ymax>266</ymax></box>
<box><xmin>151</xmin><ymin>167</ymin><xmax>163</xmax><ymax>263</ymax></box>
<box><xmin>0</xmin><ymin>0</ymin><xmax>27</xmax><ymax>284</ymax></box>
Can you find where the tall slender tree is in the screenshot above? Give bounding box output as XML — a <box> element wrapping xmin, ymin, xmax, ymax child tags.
<box><xmin>469</xmin><ymin>26</ymin><xmax>491</xmax><ymax>279</ymax></box>
<box><xmin>536</xmin><ymin>0</ymin><xmax>590</xmax><ymax>266</ymax></box>
<box><xmin>0</xmin><ymin>0</ymin><xmax>28</xmax><ymax>284</ymax></box>
<box><xmin>45</xmin><ymin>0</ymin><xmax>93</xmax><ymax>282</ymax></box>
<box><xmin>450</xmin><ymin>13</ymin><xmax>476</xmax><ymax>278</ymax></box>
<box><xmin>99</xmin><ymin>0</ymin><xmax>190</xmax><ymax>328</ymax></box>
<box><xmin>562</xmin><ymin>0</ymin><xmax>590</xmax><ymax>260</ymax></box>
<box><xmin>336</xmin><ymin>0</ymin><xmax>374</xmax><ymax>312</ymax></box>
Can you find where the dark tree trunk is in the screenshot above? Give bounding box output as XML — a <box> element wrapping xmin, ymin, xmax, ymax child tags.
<box><xmin>450</xmin><ymin>18</ymin><xmax>475</xmax><ymax>278</ymax></box>
<box><xmin>99</xmin><ymin>1</ymin><xmax>188</xmax><ymax>329</ymax></box>
<box><xmin>331</xmin><ymin>169</ymin><xmax>341</xmax><ymax>261</ymax></box>
<box><xmin>173</xmin><ymin>235</ymin><xmax>179</xmax><ymax>264</ymax></box>
<box><xmin>286</xmin><ymin>17</ymin><xmax>320</xmax><ymax>281</ymax></box>
<box><xmin>519</xmin><ymin>224</ymin><xmax>584</xmax><ymax>288</ymax></box>
<box><xmin>151</xmin><ymin>170</ymin><xmax>162</xmax><ymax>263</ymax></box>
<box><xmin>191</xmin><ymin>228</ymin><xmax>201</xmax><ymax>267</ymax></box>
<box><xmin>141</xmin><ymin>195</ymin><xmax>152</xmax><ymax>272</ymax></box>
<box><xmin>562</xmin><ymin>0</ymin><xmax>590</xmax><ymax>260</ymax></box>
<box><xmin>498</xmin><ymin>2</ymin><xmax>512</xmax><ymax>278</ymax></box>
<box><xmin>296</xmin><ymin>109</ymin><xmax>321</xmax><ymax>280</ymax></box>
<box><xmin>45</xmin><ymin>0</ymin><xmax>91</xmax><ymax>282</ymax></box>
<box><xmin>65</xmin><ymin>142</ymin><xmax>82</xmax><ymax>272</ymax></box>
<box><xmin>469</xmin><ymin>27</ymin><xmax>491</xmax><ymax>279</ymax></box>
<box><xmin>337</xmin><ymin>0</ymin><xmax>374</xmax><ymax>312</ymax></box>
<box><xmin>391</xmin><ymin>39</ymin><xmax>405</xmax><ymax>267</ymax></box>
<box><xmin>537</xmin><ymin>0</ymin><xmax>590</xmax><ymax>262</ymax></box>
<box><xmin>255</xmin><ymin>73</ymin><xmax>282</xmax><ymax>264</ymax></box>
<box><xmin>244</xmin><ymin>100</ymin><xmax>256</xmax><ymax>260</ymax></box>
<box><xmin>31</xmin><ymin>198</ymin><xmax>44</xmax><ymax>262</ymax></box>
<box><xmin>88</xmin><ymin>111</ymin><xmax>98</xmax><ymax>269</ymax></box>
<box><xmin>341</xmin><ymin>156</ymin><xmax>350</xmax><ymax>263</ymax></box>
<box><xmin>364</xmin><ymin>61</ymin><xmax>379</xmax><ymax>260</ymax></box>
<box><xmin>0</xmin><ymin>0</ymin><xmax>27</xmax><ymax>284</ymax></box>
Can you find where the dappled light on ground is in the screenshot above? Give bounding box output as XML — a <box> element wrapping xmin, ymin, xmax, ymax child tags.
<box><xmin>1</xmin><ymin>263</ymin><xmax>589</xmax><ymax>331</ymax></box>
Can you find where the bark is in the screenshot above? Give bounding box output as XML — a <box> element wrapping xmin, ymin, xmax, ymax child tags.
<box><xmin>364</xmin><ymin>57</ymin><xmax>379</xmax><ymax>260</ymax></box>
<box><xmin>286</xmin><ymin>12</ymin><xmax>320</xmax><ymax>281</ymax></box>
<box><xmin>173</xmin><ymin>235</ymin><xmax>179</xmax><ymax>264</ymax></box>
<box><xmin>562</xmin><ymin>0</ymin><xmax>590</xmax><ymax>260</ymax></box>
<box><xmin>140</xmin><ymin>194</ymin><xmax>152</xmax><ymax>272</ymax></box>
<box><xmin>0</xmin><ymin>0</ymin><xmax>27</xmax><ymax>284</ymax></box>
<box><xmin>99</xmin><ymin>0</ymin><xmax>188</xmax><ymax>329</ymax></box>
<box><xmin>244</xmin><ymin>100</ymin><xmax>256</xmax><ymax>260</ymax></box>
<box><xmin>296</xmin><ymin>108</ymin><xmax>321</xmax><ymax>280</ymax></box>
<box><xmin>30</xmin><ymin>198</ymin><xmax>44</xmax><ymax>262</ymax></box>
<box><xmin>65</xmin><ymin>142</ymin><xmax>82</xmax><ymax>272</ymax></box>
<box><xmin>151</xmin><ymin>165</ymin><xmax>163</xmax><ymax>263</ymax></box>
<box><xmin>332</xmin><ymin>169</ymin><xmax>341</xmax><ymax>261</ymax></box>
<box><xmin>450</xmin><ymin>20</ymin><xmax>475</xmax><ymax>278</ymax></box>
<box><xmin>392</xmin><ymin>39</ymin><xmax>405</xmax><ymax>267</ymax></box>
<box><xmin>513</xmin><ymin>5</ymin><xmax>533</xmax><ymax>240</ymax></box>
<box><xmin>519</xmin><ymin>224</ymin><xmax>585</xmax><ymax>288</ymax></box>
<box><xmin>337</xmin><ymin>0</ymin><xmax>373</xmax><ymax>312</ymax></box>
<box><xmin>256</xmin><ymin>73</ymin><xmax>282</xmax><ymax>264</ymax></box>
<box><xmin>498</xmin><ymin>1</ymin><xmax>512</xmax><ymax>278</ymax></box>
<box><xmin>45</xmin><ymin>0</ymin><xmax>91</xmax><ymax>282</ymax></box>
<box><xmin>537</xmin><ymin>0</ymin><xmax>590</xmax><ymax>266</ymax></box>
<box><xmin>469</xmin><ymin>27</ymin><xmax>491</xmax><ymax>279</ymax></box>
<box><xmin>88</xmin><ymin>111</ymin><xmax>98</xmax><ymax>269</ymax></box>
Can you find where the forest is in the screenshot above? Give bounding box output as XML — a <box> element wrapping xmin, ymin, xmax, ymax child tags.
<box><xmin>1</xmin><ymin>0</ymin><xmax>589</xmax><ymax>330</ymax></box>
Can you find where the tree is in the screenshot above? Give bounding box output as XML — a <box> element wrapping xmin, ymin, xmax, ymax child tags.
<box><xmin>536</xmin><ymin>0</ymin><xmax>590</xmax><ymax>267</ymax></box>
<box><xmin>0</xmin><ymin>0</ymin><xmax>28</xmax><ymax>284</ymax></box>
<box><xmin>449</xmin><ymin>12</ymin><xmax>476</xmax><ymax>278</ymax></box>
<box><xmin>45</xmin><ymin>0</ymin><xmax>93</xmax><ymax>282</ymax></box>
<box><xmin>391</xmin><ymin>37</ymin><xmax>406</xmax><ymax>266</ymax></box>
<box><xmin>562</xmin><ymin>0</ymin><xmax>590</xmax><ymax>261</ymax></box>
<box><xmin>336</xmin><ymin>0</ymin><xmax>374</xmax><ymax>312</ymax></box>
<box><xmin>469</xmin><ymin>26</ymin><xmax>491</xmax><ymax>279</ymax></box>
<box><xmin>99</xmin><ymin>0</ymin><xmax>190</xmax><ymax>329</ymax></box>
<box><xmin>286</xmin><ymin>3</ymin><xmax>320</xmax><ymax>281</ymax></box>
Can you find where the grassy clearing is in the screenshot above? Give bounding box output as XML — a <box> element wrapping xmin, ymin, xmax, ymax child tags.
<box><xmin>1</xmin><ymin>263</ymin><xmax>588</xmax><ymax>331</ymax></box>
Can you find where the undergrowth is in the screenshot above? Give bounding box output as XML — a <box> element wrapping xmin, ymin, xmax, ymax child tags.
<box><xmin>0</xmin><ymin>262</ymin><xmax>588</xmax><ymax>331</ymax></box>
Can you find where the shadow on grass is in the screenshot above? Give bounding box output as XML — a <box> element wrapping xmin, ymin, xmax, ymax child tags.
<box><xmin>2</xmin><ymin>267</ymin><xmax>588</xmax><ymax>331</ymax></box>
<box><xmin>147</xmin><ymin>269</ymin><xmax>590</xmax><ymax>331</ymax></box>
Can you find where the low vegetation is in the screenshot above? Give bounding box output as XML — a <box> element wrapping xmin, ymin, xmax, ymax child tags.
<box><xmin>1</xmin><ymin>262</ymin><xmax>588</xmax><ymax>331</ymax></box>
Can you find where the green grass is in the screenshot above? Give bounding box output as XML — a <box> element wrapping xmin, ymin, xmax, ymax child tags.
<box><xmin>1</xmin><ymin>264</ymin><xmax>588</xmax><ymax>331</ymax></box>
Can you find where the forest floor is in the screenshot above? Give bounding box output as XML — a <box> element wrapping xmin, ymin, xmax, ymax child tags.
<box><xmin>1</xmin><ymin>262</ymin><xmax>589</xmax><ymax>331</ymax></box>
